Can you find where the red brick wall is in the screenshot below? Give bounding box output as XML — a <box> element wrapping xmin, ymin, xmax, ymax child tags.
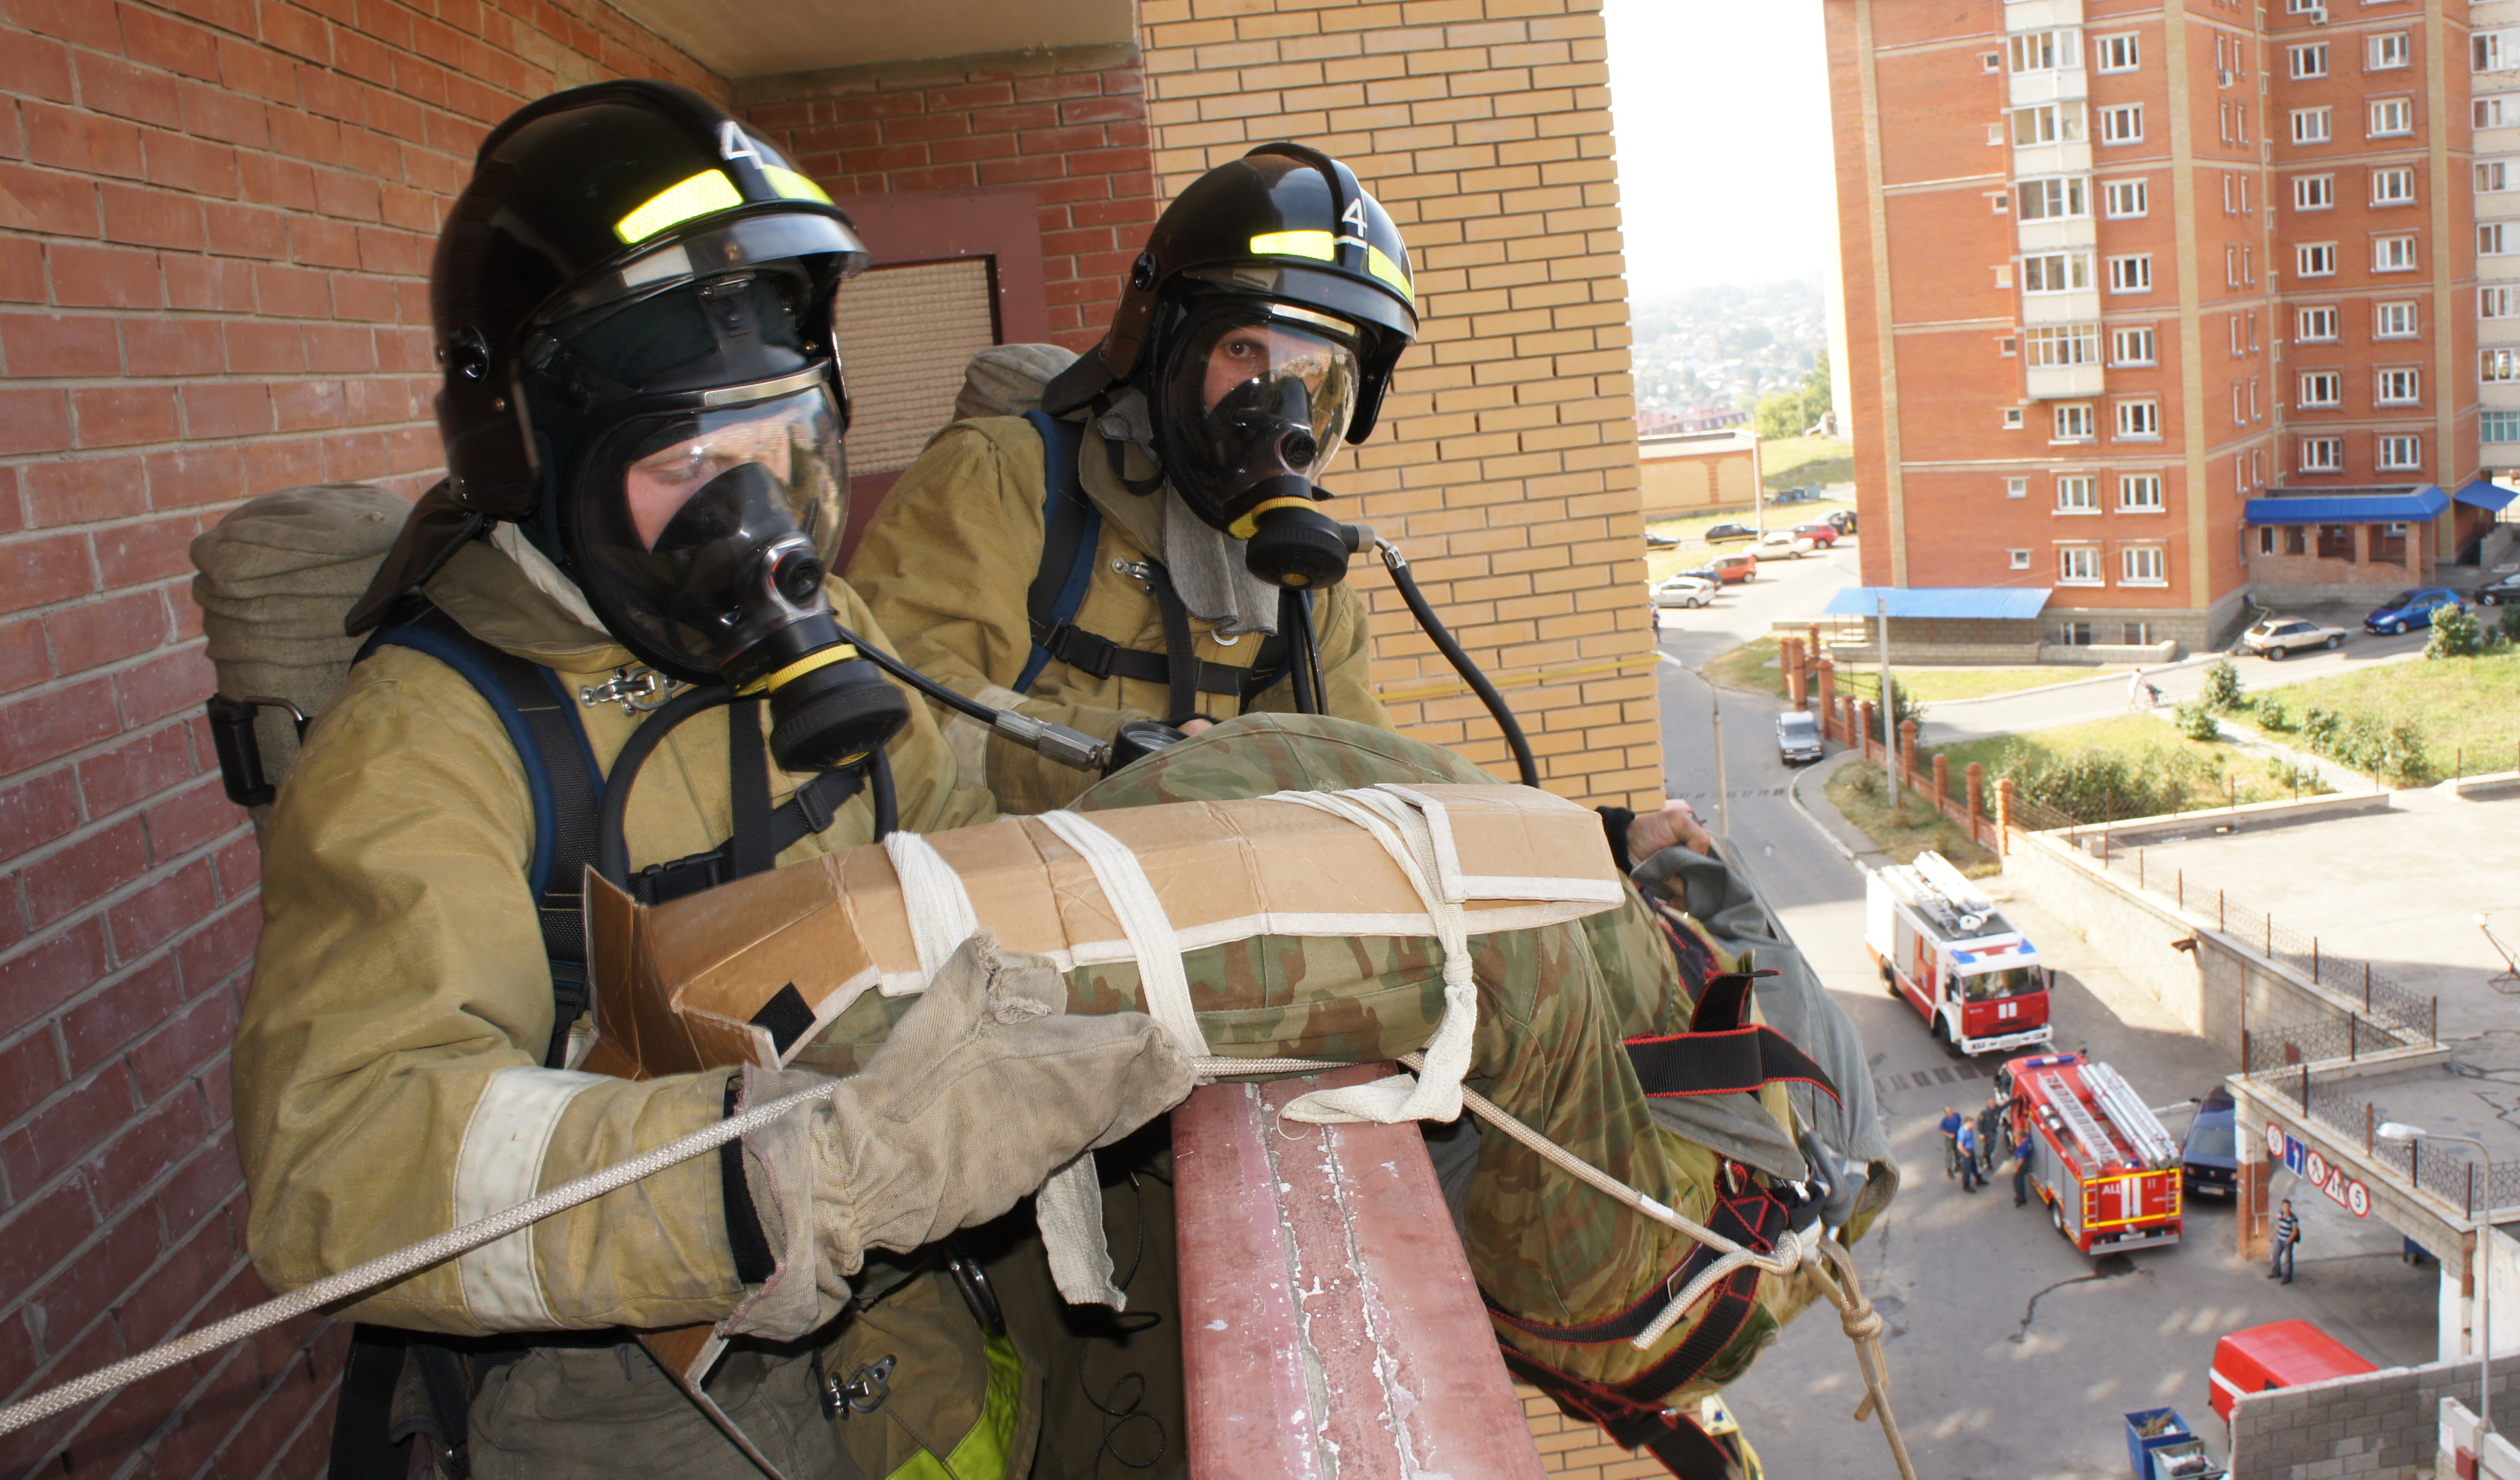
<box><xmin>737</xmin><ymin>46</ymin><xmax>1158</xmax><ymax>352</ymax></box>
<box><xmin>0</xmin><ymin>4</ymin><xmax>716</xmax><ymax>1476</ymax></box>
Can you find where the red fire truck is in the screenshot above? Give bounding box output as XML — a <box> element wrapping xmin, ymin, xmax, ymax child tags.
<box><xmin>1998</xmin><ymin>1051</ymin><xmax>2184</xmax><ymax>1254</ymax></box>
<box><xmin>1865</xmin><ymin>851</ymin><xmax>2053</xmax><ymax>1056</ymax></box>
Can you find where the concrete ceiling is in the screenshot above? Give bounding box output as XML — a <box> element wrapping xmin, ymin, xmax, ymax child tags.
<box><xmin>618</xmin><ymin>0</ymin><xmax>1137</xmax><ymax>81</ymax></box>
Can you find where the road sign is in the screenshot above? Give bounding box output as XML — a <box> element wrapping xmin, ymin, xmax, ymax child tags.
<box><xmin>2264</xmin><ymin>1122</ymin><xmax>2370</xmax><ymax>1218</ymax></box>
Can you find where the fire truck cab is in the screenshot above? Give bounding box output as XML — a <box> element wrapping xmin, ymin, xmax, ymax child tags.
<box><xmin>1865</xmin><ymin>851</ymin><xmax>2053</xmax><ymax>1055</ymax></box>
<box><xmin>2000</xmin><ymin>1051</ymin><xmax>2184</xmax><ymax>1254</ymax></box>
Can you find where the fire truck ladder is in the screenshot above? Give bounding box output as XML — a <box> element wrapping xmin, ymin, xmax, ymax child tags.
<box><xmin>2038</xmin><ymin>1068</ymin><xmax>2123</xmax><ymax>1171</ymax></box>
<box><xmin>2081</xmin><ymin>1061</ymin><xmax>2181</xmax><ymax>1170</ymax></box>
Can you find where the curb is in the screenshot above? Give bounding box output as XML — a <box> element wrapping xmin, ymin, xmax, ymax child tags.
<box><xmin>1787</xmin><ymin>749</ymin><xmax>1867</xmax><ymax>865</ymax></box>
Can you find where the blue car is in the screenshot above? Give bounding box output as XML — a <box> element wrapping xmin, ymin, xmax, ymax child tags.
<box><xmin>2363</xmin><ymin>587</ymin><xmax>2463</xmax><ymax>635</ymax></box>
<box><xmin>2182</xmin><ymin>1086</ymin><xmax>2238</xmax><ymax>1198</ymax></box>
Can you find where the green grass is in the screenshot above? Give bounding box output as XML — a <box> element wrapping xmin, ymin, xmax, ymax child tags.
<box><xmin>2237</xmin><ymin>648</ymin><xmax>2520</xmax><ymax>779</ymax></box>
<box><xmin>1759</xmin><ymin>435</ymin><xmax>1852</xmax><ymax>485</ymax></box>
<box><xmin>1824</xmin><ymin>761</ymin><xmax>2001</xmax><ymax>873</ymax></box>
<box><xmin>1929</xmin><ymin>715</ymin><xmax>2314</xmax><ymax>818</ymax></box>
<box><xmin>1697</xmin><ymin>636</ymin><xmax>2128</xmax><ymax>704</ymax></box>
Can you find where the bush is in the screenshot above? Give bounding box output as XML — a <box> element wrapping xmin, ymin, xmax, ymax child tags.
<box><xmin>2499</xmin><ymin>606</ymin><xmax>2520</xmax><ymax>647</ymax></box>
<box><xmin>2254</xmin><ymin>696</ymin><xmax>2291</xmax><ymax>731</ymax></box>
<box><xmin>2000</xmin><ymin>744</ymin><xmax>2197</xmax><ymax>824</ymax></box>
<box><xmin>2300</xmin><ymin>705</ymin><xmax>2341</xmax><ymax>750</ymax></box>
<box><xmin>2291</xmin><ymin>704</ymin><xmax>2437</xmax><ymax>786</ymax></box>
<box><xmin>2427</xmin><ymin>606</ymin><xmax>2484</xmax><ymax>660</ymax></box>
<box><xmin>2174</xmin><ymin>701</ymin><xmax>2224</xmax><ymax>742</ymax></box>
<box><xmin>2197</xmin><ymin>657</ymin><xmax>2247</xmax><ymax>713</ymax></box>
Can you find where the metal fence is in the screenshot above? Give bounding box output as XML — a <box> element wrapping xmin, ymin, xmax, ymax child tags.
<box><xmin>2255</xmin><ymin>1060</ymin><xmax>2518</xmax><ymax>1216</ymax></box>
<box><xmin>2008</xmin><ymin>805</ymin><xmax>2438</xmax><ymax>1047</ymax></box>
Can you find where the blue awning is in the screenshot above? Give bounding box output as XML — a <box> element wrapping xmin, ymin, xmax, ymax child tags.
<box><xmin>2245</xmin><ymin>486</ymin><xmax>2449</xmax><ymax>524</ymax></box>
<box><xmin>2454</xmin><ymin>479</ymin><xmax>2517</xmax><ymax>512</ymax></box>
<box><xmin>1820</xmin><ymin>587</ymin><xmax>2054</xmax><ymax>621</ymax></box>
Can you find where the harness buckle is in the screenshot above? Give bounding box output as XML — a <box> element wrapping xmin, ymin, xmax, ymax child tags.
<box><xmin>579</xmin><ymin>666</ymin><xmax>674</xmax><ymax>715</ymax></box>
<box><xmin>825</xmin><ymin>1354</ymin><xmax>895</xmax><ymax>1418</ymax></box>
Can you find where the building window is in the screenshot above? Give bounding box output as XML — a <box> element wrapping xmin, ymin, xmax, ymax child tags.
<box><xmin>2484</xmin><ymin>348</ymin><xmax>2520</xmax><ymax>383</ymax></box>
<box><xmin>2367</xmin><ymin>33</ymin><xmax>2410</xmax><ymax>71</ymax></box>
<box><xmin>2054</xmin><ymin>404</ymin><xmax>2095</xmax><ymax>442</ymax></box>
<box><xmin>2297</xmin><ymin>306</ymin><xmax>2339</xmax><ymax>342</ymax></box>
<box><xmin>2372</xmin><ymin>235</ymin><xmax>2419</xmax><ymax>272</ymax></box>
<box><xmin>2055</xmin><ymin>619</ymin><xmax>2096</xmax><ymax>646</ymax></box>
<box><xmin>2123</xmin><ymin>622</ymin><xmax>2158</xmax><ymax>646</ymax></box>
<box><xmin>2006</xmin><ymin>477</ymin><xmax>2028</xmax><ymax>499</ymax></box>
<box><xmin>2120</xmin><ymin>475</ymin><xmax>2165</xmax><ymax>510</ymax></box>
<box><xmin>2292</xmin><ymin>108</ymin><xmax>2333</xmax><ymax>144</ymax></box>
<box><xmin>2112</xmin><ymin>326</ymin><xmax>2158</xmax><ymax>365</ymax></box>
<box><xmin>2293</xmin><ymin>174</ymin><xmax>2334</xmax><ymax>211</ymax></box>
<box><xmin>2368</xmin><ymin>99</ymin><xmax>2414</xmax><ymax>138</ymax></box>
<box><xmin>2098</xmin><ymin>105</ymin><xmax>2144</xmax><ymax>144</ymax></box>
<box><xmin>2371</xmin><ymin>168</ymin><xmax>2416</xmax><ymax>205</ymax></box>
<box><xmin>2317</xmin><ymin>524</ymin><xmax>2357</xmax><ymax>562</ymax></box>
<box><xmin>2058</xmin><ymin>547</ymin><xmax>2103</xmax><ymax>585</ymax></box>
<box><xmin>2297</xmin><ymin>242</ymin><xmax>2337</xmax><ymax>276</ymax></box>
<box><xmin>2009</xmin><ymin>549</ymin><xmax>2033</xmax><ymax>570</ymax></box>
<box><xmin>2299</xmin><ymin>371</ymin><xmax>2342</xmax><ymax>407</ymax></box>
<box><xmin>2003</xmin><ymin>407</ymin><xmax>2026</xmax><ymax>429</ymax></box>
<box><xmin>2108</xmin><ymin>255</ymin><xmax>2153</xmax><ymax>293</ymax></box>
<box><xmin>2121</xmin><ymin>546</ymin><xmax>2167</xmax><ymax>586</ymax></box>
<box><xmin>2375</xmin><ymin>368</ymin><xmax>2421</xmax><ymax>405</ymax></box>
<box><xmin>2012</xmin><ymin>105</ymin><xmax>2086</xmax><ymax>146</ymax></box>
<box><xmin>2374</xmin><ymin>301</ymin><xmax>2418</xmax><ymax>339</ymax></box>
<box><xmin>2290</xmin><ymin>43</ymin><xmax>2329</xmax><ymax>80</ymax></box>
<box><xmin>2481</xmin><ymin>161</ymin><xmax>2513</xmax><ymax>193</ymax></box>
<box><xmin>2021</xmin><ymin>252</ymin><xmax>2091</xmax><ymax>292</ymax></box>
<box><xmin>2484</xmin><ymin>410</ymin><xmax>2520</xmax><ymax>442</ymax></box>
<box><xmin>2479</xmin><ymin>31</ymin><xmax>2515</xmax><ymax>73</ymax></box>
<box><xmin>2095</xmin><ymin>34</ymin><xmax>2140</xmax><ymax>72</ymax></box>
<box><xmin>1982</xmin><ymin>51</ymin><xmax>2003</xmax><ymax>74</ymax></box>
<box><xmin>2487</xmin><ymin>223</ymin><xmax>2512</xmax><ymax>256</ymax></box>
<box><xmin>2056</xmin><ymin>476</ymin><xmax>2100</xmax><ymax>512</ymax></box>
<box><xmin>2115</xmin><ymin>399</ymin><xmax>2161</xmax><ymax>439</ymax></box>
<box><xmin>2019</xmin><ymin>177</ymin><xmax>2091</xmax><ymax>219</ymax></box>
<box><xmin>2026</xmin><ymin>325</ymin><xmax>2101</xmax><ymax>367</ymax></box>
<box><xmin>2488</xmin><ymin>286</ymin><xmax>2518</xmax><ymax>320</ymax></box>
<box><xmin>2103</xmin><ymin>179</ymin><xmax>2150</xmax><ymax>218</ymax></box>
<box><xmin>2257</xmin><ymin>526</ymin><xmax>2278</xmax><ymax>556</ymax></box>
<box><xmin>2010</xmin><ymin>30</ymin><xmax>2080</xmax><ymax>72</ymax></box>
<box><xmin>2484</xmin><ymin>97</ymin><xmax>2514</xmax><ymax>129</ymax></box>
<box><xmin>1998</xmin><ymin>336</ymin><xmax>2017</xmax><ymax>356</ymax></box>
<box><xmin>2376</xmin><ymin>433</ymin><xmax>2423</xmax><ymax>470</ymax></box>
<box><xmin>2300</xmin><ymin>437</ymin><xmax>2344</xmax><ymax>472</ymax></box>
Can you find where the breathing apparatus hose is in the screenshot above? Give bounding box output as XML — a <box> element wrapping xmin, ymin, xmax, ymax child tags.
<box><xmin>1373</xmin><ymin>536</ymin><xmax>1539</xmax><ymax>789</ymax></box>
<box><xmin>837</xmin><ymin>622</ymin><xmax>1112</xmax><ymax>774</ymax></box>
<box><xmin>596</xmin><ymin>684</ymin><xmax>734</xmax><ymax>888</ymax></box>
<box><xmin>868</xmin><ymin>747</ymin><xmax>898</xmax><ymax>841</ymax></box>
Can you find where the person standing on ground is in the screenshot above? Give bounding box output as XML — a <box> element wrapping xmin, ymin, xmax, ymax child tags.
<box><xmin>2011</xmin><ymin>1125</ymin><xmax>2034</xmax><ymax>1208</ymax></box>
<box><xmin>1956</xmin><ymin>1118</ymin><xmax>1983</xmax><ymax>1192</ymax></box>
<box><xmin>1938</xmin><ymin>1106</ymin><xmax>1964</xmax><ymax>1178</ymax></box>
<box><xmin>2270</xmin><ymin>1199</ymin><xmax>2302</xmax><ymax>1283</ymax></box>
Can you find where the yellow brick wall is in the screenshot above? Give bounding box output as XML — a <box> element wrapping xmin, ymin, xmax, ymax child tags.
<box><xmin>1138</xmin><ymin>0</ymin><xmax>1660</xmax><ymax>809</ymax></box>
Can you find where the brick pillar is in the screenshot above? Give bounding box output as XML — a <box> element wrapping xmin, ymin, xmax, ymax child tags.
<box><xmin>1932</xmin><ymin>753</ymin><xmax>1949</xmax><ymax>815</ymax></box>
<box><xmin>1996</xmin><ymin>778</ymin><xmax>2017</xmax><ymax>857</ymax></box>
<box><xmin>1858</xmin><ymin>700</ymin><xmax>1878</xmax><ymax>761</ymax></box>
<box><xmin>1816</xmin><ymin>660</ymin><xmax>1836</xmax><ymax>737</ymax></box>
<box><xmin>1966</xmin><ymin>761</ymin><xmax>1986</xmax><ymax>842</ymax></box>
<box><xmin>1780</xmin><ymin>637</ymin><xmax>1806</xmax><ymax>708</ymax></box>
<box><xmin>1899</xmin><ymin>719</ymin><xmax>1921</xmax><ymax>789</ymax></box>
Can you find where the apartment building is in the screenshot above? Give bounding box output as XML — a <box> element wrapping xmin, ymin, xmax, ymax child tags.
<box><xmin>2479</xmin><ymin>5</ymin><xmax>2520</xmax><ymax>460</ymax></box>
<box><xmin>1827</xmin><ymin>0</ymin><xmax>2479</xmax><ymax>651</ymax></box>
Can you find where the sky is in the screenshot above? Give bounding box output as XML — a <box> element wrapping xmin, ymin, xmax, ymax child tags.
<box><xmin>1599</xmin><ymin>1</ymin><xmax>1839</xmax><ymax>295</ymax></box>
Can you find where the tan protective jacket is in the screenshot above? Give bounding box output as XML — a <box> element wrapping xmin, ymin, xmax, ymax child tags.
<box><xmin>233</xmin><ymin>542</ymin><xmax>997</xmax><ymax>1336</ymax></box>
<box><xmin>845</xmin><ymin>415</ymin><xmax>1391</xmax><ymax>813</ymax></box>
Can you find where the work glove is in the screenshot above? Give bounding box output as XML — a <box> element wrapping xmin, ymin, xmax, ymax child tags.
<box><xmin>721</xmin><ymin>930</ymin><xmax>1195</xmax><ymax>1340</ymax></box>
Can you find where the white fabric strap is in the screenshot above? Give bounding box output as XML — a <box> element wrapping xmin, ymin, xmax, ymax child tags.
<box><xmin>1264</xmin><ymin>787</ymin><xmax>1478</xmax><ymax>1127</ymax></box>
<box><xmin>882</xmin><ymin>830</ymin><xmax>981</xmax><ymax>992</ymax></box>
<box><xmin>451</xmin><ymin>1067</ymin><xmax>604</xmax><ymax>1329</ymax></box>
<box><xmin>1036</xmin><ymin>810</ymin><xmax>1209</xmax><ymax>1059</ymax></box>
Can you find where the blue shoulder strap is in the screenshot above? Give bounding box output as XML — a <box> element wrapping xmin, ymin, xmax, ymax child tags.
<box><xmin>1017</xmin><ymin>409</ymin><xmax>1101</xmax><ymax>694</ymax></box>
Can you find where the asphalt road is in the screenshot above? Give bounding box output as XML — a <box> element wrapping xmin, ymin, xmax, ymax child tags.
<box><xmin>1643</xmin><ymin>554</ymin><xmax>2442</xmax><ymax>1477</ymax></box>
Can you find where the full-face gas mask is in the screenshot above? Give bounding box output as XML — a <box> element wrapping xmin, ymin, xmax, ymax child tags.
<box><xmin>1152</xmin><ymin>298</ymin><xmax>1365</xmax><ymax>589</ymax></box>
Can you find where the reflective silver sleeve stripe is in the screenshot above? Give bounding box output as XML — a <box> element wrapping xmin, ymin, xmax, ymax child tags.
<box><xmin>452</xmin><ymin>1067</ymin><xmax>606</xmax><ymax>1329</ymax></box>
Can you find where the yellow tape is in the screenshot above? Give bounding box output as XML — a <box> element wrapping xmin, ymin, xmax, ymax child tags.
<box><xmin>734</xmin><ymin>644</ymin><xmax>860</xmax><ymax>697</ymax></box>
<box><xmin>1374</xmin><ymin>652</ymin><xmax>1660</xmax><ymax>706</ymax></box>
<box><xmin>615</xmin><ymin>169</ymin><xmax>743</xmax><ymax>243</ymax></box>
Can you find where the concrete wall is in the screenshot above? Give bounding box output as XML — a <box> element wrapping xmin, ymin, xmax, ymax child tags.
<box><xmin>2230</xmin><ymin>1356</ymin><xmax>2516</xmax><ymax>1480</ymax></box>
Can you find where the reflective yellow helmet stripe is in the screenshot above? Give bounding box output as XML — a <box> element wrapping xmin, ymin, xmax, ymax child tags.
<box><xmin>764</xmin><ymin>166</ymin><xmax>834</xmax><ymax>206</ymax></box>
<box><xmin>1245</xmin><ymin>230</ymin><xmax>1415</xmax><ymax>308</ymax></box>
<box><xmin>616</xmin><ymin>169</ymin><xmax>743</xmax><ymax>243</ymax></box>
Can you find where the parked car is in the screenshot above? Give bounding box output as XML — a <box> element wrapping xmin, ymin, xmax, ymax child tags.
<box><xmin>2180</xmin><ymin>1086</ymin><xmax>2238</xmax><ymax>1198</ymax></box>
<box><xmin>2362</xmin><ymin>587</ymin><xmax>2464</xmax><ymax>635</ymax></box>
<box><xmin>1645</xmin><ymin>529</ymin><xmax>1680</xmax><ymax>549</ymax></box>
<box><xmin>2237</xmin><ymin>615</ymin><xmax>2347</xmax><ymax>660</ymax></box>
<box><xmin>1702</xmin><ymin>522</ymin><xmax>1759</xmax><ymax>544</ymax></box>
<box><xmin>1652</xmin><ymin>573</ymin><xmax>1716</xmax><ymax>609</ymax></box>
<box><xmin>1774</xmin><ymin>710</ymin><xmax>1824</xmax><ymax>765</ymax></box>
<box><xmin>1824</xmin><ymin>509</ymin><xmax>1859</xmax><ymax>534</ymax></box>
<box><xmin>2476</xmin><ymin>570</ymin><xmax>2520</xmax><ymax>606</ymax></box>
<box><xmin>1790</xmin><ymin>521</ymin><xmax>1840</xmax><ymax>546</ymax></box>
<box><xmin>1754</xmin><ymin>530</ymin><xmax>1817</xmax><ymax>559</ymax></box>
<box><xmin>1703</xmin><ymin>551</ymin><xmax>1759</xmax><ymax>584</ymax></box>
